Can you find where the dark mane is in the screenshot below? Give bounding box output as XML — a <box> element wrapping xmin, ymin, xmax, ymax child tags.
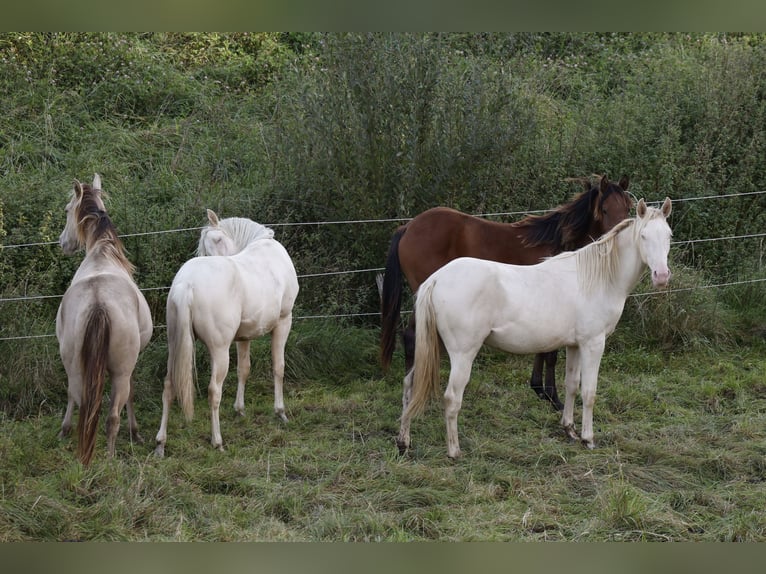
<box><xmin>76</xmin><ymin>183</ymin><xmax>135</xmax><ymax>275</ymax></box>
<box><xmin>514</xmin><ymin>178</ymin><xmax>630</xmax><ymax>253</ymax></box>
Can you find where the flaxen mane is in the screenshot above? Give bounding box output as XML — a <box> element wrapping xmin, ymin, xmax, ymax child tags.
<box><xmin>197</xmin><ymin>217</ymin><xmax>274</xmax><ymax>256</ymax></box>
<box><xmin>74</xmin><ymin>183</ymin><xmax>134</xmax><ymax>276</ymax></box>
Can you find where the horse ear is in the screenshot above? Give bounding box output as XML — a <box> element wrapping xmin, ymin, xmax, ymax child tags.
<box><xmin>636</xmin><ymin>198</ymin><xmax>647</xmax><ymax>218</ymax></box>
<box><xmin>206</xmin><ymin>209</ymin><xmax>220</xmax><ymax>227</ymax></box>
<box><xmin>92</xmin><ymin>173</ymin><xmax>101</xmax><ymax>190</ymax></box>
<box><xmin>618</xmin><ymin>175</ymin><xmax>629</xmax><ymax>191</ymax></box>
<box><xmin>599</xmin><ymin>174</ymin><xmax>609</xmax><ymax>194</ymax></box>
<box><xmin>661</xmin><ymin>197</ymin><xmax>672</xmax><ymax>217</ymax></box>
<box><xmin>73</xmin><ymin>179</ymin><xmax>83</xmax><ymax>198</ymax></box>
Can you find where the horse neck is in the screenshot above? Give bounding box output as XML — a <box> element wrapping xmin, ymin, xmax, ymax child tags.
<box><xmin>82</xmin><ymin>222</ymin><xmax>135</xmax><ymax>277</ymax></box>
<box><xmin>610</xmin><ymin>224</ymin><xmax>646</xmax><ymax>295</ymax></box>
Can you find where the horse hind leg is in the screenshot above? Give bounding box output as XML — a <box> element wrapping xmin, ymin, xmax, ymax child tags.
<box><xmin>396</xmin><ymin>368</ymin><xmax>415</xmax><ymax>455</ymax></box>
<box><xmin>234</xmin><ymin>340</ymin><xmax>250</xmax><ymax>417</ymax></box>
<box><xmin>126</xmin><ymin>378</ymin><xmax>144</xmax><ymax>444</ymax></box>
<box><xmin>443</xmin><ymin>351</ymin><xmax>477</xmax><ymax>460</ymax></box>
<box><xmin>270</xmin><ymin>316</ymin><xmax>292</xmax><ymax>423</ymax></box>
<box><xmin>208</xmin><ymin>345</ymin><xmax>230</xmax><ymax>451</ymax></box>
<box><xmin>154</xmin><ymin>374</ymin><xmax>175</xmax><ymax>458</ymax></box>
<box><xmin>106</xmin><ymin>373</ymin><xmax>132</xmax><ymax>458</ymax></box>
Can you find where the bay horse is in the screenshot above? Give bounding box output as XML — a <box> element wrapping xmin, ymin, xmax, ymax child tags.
<box><xmin>154</xmin><ymin>210</ymin><xmax>299</xmax><ymax>457</ymax></box>
<box><xmin>397</xmin><ymin>198</ymin><xmax>672</xmax><ymax>459</ymax></box>
<box><xmin>56</xmin><ymin>174</ymin><xmax>153</xmax><ymax>465</ymax></box>
<box><xmin>381</xmin><ymin>175</ymin><xmax>633</xmax><ymax>411</ymax></box>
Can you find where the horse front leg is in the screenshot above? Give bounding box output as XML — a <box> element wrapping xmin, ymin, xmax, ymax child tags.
<box><xmin>270</xmin><ymin>316</ymin><xmax>292</xmax><ymax>423</ymax></box>
<box><xmin>529</xmin><ymin>353</ymin><xmax>545</xmax><ymax>400</ymax></box>
<box><xmin>561</xmin><ymin>346</ymin><xmax>581</xmax><ymax>442</ymax></box>
<box><xmin>543</xmin><ymin>350</ymin><xmax>564</xmax><ymax>411</ymax></box>
<box><xmin>234</xmin><ymin>340</ymin><xmax>251</xmax><ymax>417</ymax></box>
<box><xmin>578</xmin><ymin>336</ymin><xmax>606</xmax><ymax>450</ymax></box>
<box><xmin>208</xmin><ymin>346</ymin><xmax>230</xmax><ymax>451</ymax></box>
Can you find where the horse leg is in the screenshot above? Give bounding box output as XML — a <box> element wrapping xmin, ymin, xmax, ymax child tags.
<box><xmin>208</xmin><ymin>346</ymin><xmax>230</xmax><ymax>451</ymax></box>
<box><xmin>402</xmin><ymin>313</ymin><xmax>416</xmax><ymax>375</ymax></box>
<box><xmin>542</xmin><ymin>350</ymin><xmax>564</xmax><ymax>411</ymax></box>
<box><xmin>234</xmin><ymin>340</ymin><xmax>250</xmax><ymax>417</ymax></box>
<box><xmin>561</xmin><ymin>346</ymin><xmax>581</xmax><ymax>442</ymax></box>
<box><xmin>270</xmin><ymin>316</ymin><xmax>292</xmax><ymax>423</ymax></box>
<box><xmin>106</xmin><ymin>373</ymin><xmax>131</xmax><ymax>458</ymax></box>
<box><xmin>154</xmin><ymin>374</ymin><xmax>174</xmax><ymax>457</ymax></box>
<box><xmin>59</xmin><ymin>389</ymin><xmax>77</xmax><ymax>439</ymax></box>
<box><xmin>578</xmin><ymin>336</ymin><xmax>606</xmax><ymax>450</ymax></box>
<box><xmin>126</xmin><ymin>378</ymin><xmax>144</xmax><ymax>444</ymax></box>
<box><xmin>396</xmin><ymin>367</ymin><xmax>415</xmax><ymax>454</ymax></box>
<box><xmin>443</xmin><ymin>352</ymin><xmax>476</xmax><ymax>460</ymax></box>
<box><xmin>529</xmin><ymin>353</ymin><xmax>545</xmax><ymax>399</ymax></box>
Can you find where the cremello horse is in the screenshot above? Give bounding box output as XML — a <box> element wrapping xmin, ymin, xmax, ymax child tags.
<box><xmin>56</xmin><ymin>174</ymin><xmax>153</xmax><ymax>465</ymax></box>
<box><xmin>398</xmin><ymin>198</ymin><xmax>672</xmax><ymax>459</ymax></box>
<box><xmin>154</xmin><ymin>210</ymin><xmax>299</xmax><ymax>456</ymax></box>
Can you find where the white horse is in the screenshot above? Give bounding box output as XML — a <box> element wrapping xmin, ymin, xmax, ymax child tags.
<box><xmin>154</xmin><ymin>210</ymin><xmax>299</xmax><ymax>456</ymax></box>
<box><xmin>398</xmin><ymin>198</ymin><xmax>672</xmax><ymax>459</ymax></box>
<box><xmin>56</xmin><ymin>174</ymin><xmax>153</xmax><ymax>465</ymax></box>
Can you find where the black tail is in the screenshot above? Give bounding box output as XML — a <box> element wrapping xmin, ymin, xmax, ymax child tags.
<box><xmin>380</xmin><ymin>226</ymin><xmax>406</xmax><ymax>371</ymax></box>
<box><xmin>77</xmin><ymin>305</ymin><xmax>110</xmax><ymax>466</ymax></box>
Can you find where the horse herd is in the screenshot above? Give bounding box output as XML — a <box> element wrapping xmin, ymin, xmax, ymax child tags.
<box><xmin>55</xmin><ymin>173</ymin><xmax>672</xmax><ymax>465</ymax></box>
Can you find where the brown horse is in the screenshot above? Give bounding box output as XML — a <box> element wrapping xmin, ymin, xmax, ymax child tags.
<box><xmin>380</xmin><ymin>174</ymin><xmax>633</xmax><ymax>411</ymax></box>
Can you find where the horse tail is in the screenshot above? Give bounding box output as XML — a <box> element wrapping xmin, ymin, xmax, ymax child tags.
<box><xmin>405</xmin><ymin>280</ymin><xmax>441</xmax><ymax>419</ymax></box>
<box><xmin>166</xmin><ymin>284</ymin><xmax>196</xmax><ymax>421</ymax></box>
<box><xmin>77</xmin><ymin>305</ymin><xmax>110</xmax><ymax>466</ymax></box>
<box><xmin>380</xmin><ymin>226</ymin><xmax>406</xmax><ymax>371</ymax></box>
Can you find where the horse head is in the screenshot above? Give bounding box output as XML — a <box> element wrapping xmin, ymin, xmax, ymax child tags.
<box><xmin>636</xmin><ymin>197</ymin><xmax>672</xmax><ymax>287</ymax></box>
<box><xmin>591</xmin><ymin>174</ymin><xmax>633</xmax><ymax>235</ymax></box>
<box><xmin>60</xmin><ymin>174</ymin><xmax>105</xmax><ymax>254</ymax></box>
<box><xmin>198</xmin><ymin>209</ymin><xmax>238</xmax><ymax>256</ymax></box>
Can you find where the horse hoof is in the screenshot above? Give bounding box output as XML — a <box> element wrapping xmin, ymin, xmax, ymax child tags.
<box><xmin>396</xmin><ymin>438</ymin><xmax>409</xmax><ymax>456</ymax></box>
<box><xmin>582</xmin><ymin>439</ymin><xmax>596</xmax><ymax>450</ymax></box>
<box><xmin>132</xmin><ymin>432</ymin><xmax>145</xmax><ymax>445</ymax></box>
<box><xmin>276</xmin><ymin>411</ymin><xmax>288</xmax><ymax>423</ymax></box>
<box><xmin>154</xmin><ymin>444</ymin><xmax>165</xmax><ymax>458</ymax></box>
<box><xmin>563</xmin><ymin>425</ymin><xmax>580</xmax><ymax>442</ymax></box>
<box><xmin>447</xmin><ymin>450</ymin><xmax>462</xmax><ymax>460</ymax></box>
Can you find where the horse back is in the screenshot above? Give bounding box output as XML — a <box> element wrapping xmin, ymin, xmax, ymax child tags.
<box><xmin>398</xmin><ymin>207</ymin><xmax>551</xmax><ymax>291</ymax></box>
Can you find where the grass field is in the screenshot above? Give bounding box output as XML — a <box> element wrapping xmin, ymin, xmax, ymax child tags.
<box><xmin>1</xmin><ymin>325</ymin><xmax>765</xmax><ymax>542</ymax></box>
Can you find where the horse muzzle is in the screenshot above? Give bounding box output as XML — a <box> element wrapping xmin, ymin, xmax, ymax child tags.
<box><xmin>651</xmin><ymin>268</ymin><xmax>671</xmax><ymax>288</ymax></box>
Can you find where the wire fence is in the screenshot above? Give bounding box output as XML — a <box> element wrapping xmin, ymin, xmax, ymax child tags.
<box><xmin>1</xmin><ymin>190</ymin><xmax>764</xmax><ymax>342</ymax></box>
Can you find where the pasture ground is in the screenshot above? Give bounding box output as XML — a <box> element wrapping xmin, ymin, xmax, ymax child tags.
<box><xmin>1</xmin><ymin>331</ymin><xmax>766</xmax><ymax>542</ymax></box>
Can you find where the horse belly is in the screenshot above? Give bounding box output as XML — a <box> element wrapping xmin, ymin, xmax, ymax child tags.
<box><xmin>485</xmin><ymin>322</ymin><xmax>574</xmax><ymax>355</ymax></box>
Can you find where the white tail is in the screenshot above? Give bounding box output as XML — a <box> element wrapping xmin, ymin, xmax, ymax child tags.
<box><xmin>405</xmin><ymin>281</ymin><xmax>441</xmax><ymax>419</ymax></box>
<box><xmin>166</xmin><ymin>283</ymin><xmax>196</xmax><ymax>421</ymax></box>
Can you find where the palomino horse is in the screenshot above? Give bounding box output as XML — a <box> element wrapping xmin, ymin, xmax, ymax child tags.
<box><xmin>154</xmin><ymin>210</ymin><xmax>299</xmax><ymax>456</ymax></box>
<box><xmin>56</xmin><ymin>174</ymin><xmax>153</xmax><ymax>465</ymax></box>
<box><xmin>381</xmin><ymin>175</ymin><xmax>633</xmax><ymax>410</ymax></box>
<box><xmin>398</xmin><ymin>198</ymin><xmax>672</xmax><ymax>459</ymax></box>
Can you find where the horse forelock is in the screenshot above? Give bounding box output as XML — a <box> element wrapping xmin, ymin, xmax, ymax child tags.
<box><xmin>197</xmin><ymin>216</ymin><xmax>274</xmax><ymax>256</ymax></box>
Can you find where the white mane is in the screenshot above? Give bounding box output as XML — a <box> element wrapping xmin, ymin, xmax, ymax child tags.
<box><xmin>197</xmin><ymin>217</ymin><xmax>275</xmax><ymax>256</ymax></box>
<box><xmin>549</xmin><ymin>206</ymin><xmax>667</xmax><ymax>293</ymax></box>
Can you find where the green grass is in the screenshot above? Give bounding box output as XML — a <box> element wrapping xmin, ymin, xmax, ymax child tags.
<box><xmin>2</xmin><ymin>335</ymin><xmax>766</xmax><ymax>541</ymax></box>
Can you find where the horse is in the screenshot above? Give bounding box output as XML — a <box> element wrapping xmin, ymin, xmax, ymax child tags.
<box><xmin>154</xmin><ymin>209</ymin><xmax>299</xmax><ymax>457</ymax></box>
<box><xmin>397</xmin><ymin>197</ymin><xmax>672</xmax><ymax>459</ymax></box>
<box><xmin>381</xmin><ymin>174</ymin><xmax>633</xmax><ymax>411</ymax></box>
<box><xmin>56</xmin><ymin>174</ymin><xmax>153</xmax><ymax>465</ymax></box>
